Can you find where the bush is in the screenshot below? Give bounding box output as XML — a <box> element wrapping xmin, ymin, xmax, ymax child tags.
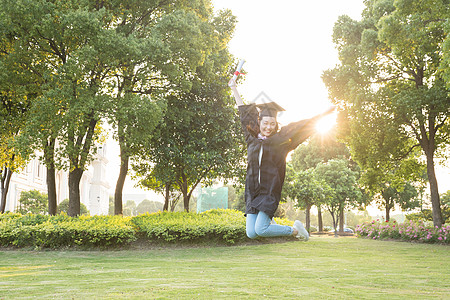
<box><xmin>0</xmin><ymin>213</ymin><xmax>135</xmax><ymax>248</ymax></box>
<box><xmin>406</xmin><ymin>207</ymin><xmax>449</xmax><ymax>224</ymax></box>
<box><xmin>1</xmin><ymin>209</ymin><xmax>286</xmax><ymax>249</ymax></box>
<box><xmin>131</xmin><ymin>209</ymin><xmax>247</xmax><ymax>244</ymax></box>
<box><xmin>355</xmin><ymin>220</ymin><xmax>449</xmax><ymax>244</ymax></box>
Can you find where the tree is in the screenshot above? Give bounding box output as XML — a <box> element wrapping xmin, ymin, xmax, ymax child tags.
<box><xmin>288</xmin><ymin>131</ymin><xmax>351</xmax><ymax>231</ymax></box>
<box><xmin>284</xmin><ymin>167</ymin><xmax>324</xmax><ymax>232</ymax></box>
<box><xmin>340</xmin><ymin>99</ymin><xmax>428</xmax><ymax>221</ymax></box>
<box><xmin>377</xmin><ymin>182</ymin><xmax>420</xmax><ymax>221</ymax></box>
<box><xmin>0</xmin><ymin>95</ymin><xmax>28</xmax><ymax>213</ymax></box>
<box><xmin>16</xmin><ymin>190</ymin><xmax>47</xmax><ymax>215</ymax></box>
<box><xmin>291</xmin><ymin>130</ymin><xmax>350</xmax><ymax>171</ymax></box>
<box><xmin>314</xmin><ymin>159</ymin><xmax>363</xmax><ymax>234</ymax></box>
<box><xmin>407</xmin><ymin>190</ymin><xmax>450</xmax><ymax>223</ymax></box>
<box><xmin>0</xmin><ymin>0</ymin><xmax>118</xmax><ymax>216</ymax></box>
<box><xmin>110</xmin><ymin>93</ymin><xmax>163</xmax><ymax>215</ymax></box>
<box><xmin>136</xmin><ymin>167</ymin><xmax>181</xmax><ymax>212</ymax></box>
<box><xmin>136</xmin><ymin>199</ymin><xmax>163</xmax><ymax>215</ymax></box>
<box><xmin>1</xmin><ymin>0</ymin><xmax>224</xmax><ymax>217</ymax></box>
<box><xmin>134</xmin><ymin>14</ymin><xmax>246</xmax><ymax>211</ymax></box>
<box><xmin>0</xmin><ymin>12</ymin><xmax>37</xmax><ymax>212</ymax></box>
<box><xmin>345</xmin><ymin>210</ymin><xmax>373</xmax><ymax>228</ymax></box>
<box><xmin>105</xmin><ymin>1</ymin><xmax>219</xmax><ymax>215</ymax></box>
<box><xmin>322</xmin><ymin>0</ymin><xmax>450</xmax><ymax>227</ymax></box>
<box><xmin>123</xmin><ymin>200</ymin><xmax>137</xmax><ymax>217</ymax></box>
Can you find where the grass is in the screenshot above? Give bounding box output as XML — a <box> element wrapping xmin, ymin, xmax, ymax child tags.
<box><xmin>0</xmin><ymin>236</ymin><xmax>449</xmax><ymax>299</ymax></box>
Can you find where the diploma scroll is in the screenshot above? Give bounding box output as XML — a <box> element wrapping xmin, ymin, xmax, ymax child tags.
<box><xmin>231</xmin><ymin>59</ymin><xmax>245</xmax><ymax>82</ymax></box>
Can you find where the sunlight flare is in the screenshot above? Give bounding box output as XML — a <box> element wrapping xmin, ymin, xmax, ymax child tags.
<box><xmin>315</xmin><ymin>113</ymin><xmax>337</xmax><ymax>134</ymax></box>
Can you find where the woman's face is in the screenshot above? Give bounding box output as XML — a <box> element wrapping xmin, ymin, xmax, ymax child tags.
<box><xmin>259</xmin><ymin>116</ymin><xmax>277</xmax><ymax>137</ymax></box>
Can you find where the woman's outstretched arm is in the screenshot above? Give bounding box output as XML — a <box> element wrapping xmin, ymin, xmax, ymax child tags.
<box><xmin>228</xmin><ymin>78</ymin><xmax>245</xmax><ymax>106</ymax></box>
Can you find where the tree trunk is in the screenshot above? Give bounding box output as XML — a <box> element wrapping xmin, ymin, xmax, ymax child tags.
<box><xmin>317</xmin><ymin>206</ymin><xmax>323</xmax><ymax>232</ymax></box>
<box><xmin>179</xmin><ymin>173</ymin><xmax>190</xmax><ymax>212</ymax></box>
<box><xmin>163</xmin><ymin>184</ymin><xmax>169</xmax><ymax>211</ymax></box>
<box><xmin>338</xmin><ymin>205</ymin><xmax>345</xmax><ymax>233</ymax></box>
<box><xmin>170</xmin><ymin>195</ymin><xmax>180</xmax><ymax>212</ymax></box>
<box><xmin>328</xmin><ymin>208</ymin><xmax>339</xmax><ymax>237</ymax></box>
<box><xmin>68</xmin><ymin>168</ymin><xmax>83</xmax><ymax>217</ymax></box>
<box><xmin>44</xmin><ymin>138</ymin><xmax>57</xmax><ymax>215</ymax></box>
<box><xmin>47</xmin><ymin>166</ymin><xmax>57</xmax><ymax>215</ymax></box>
<box><xmin>0</xmin><ymin>167</ymin><xmax>13</xmax><ymax>213</ymax></box>
<box><xmin>425</xmin><ymin>152</ymin><xmax>442</xmax><ymax>227</ymax></box>
<box><xmin>114</xmin><ymin>144</ymin><xmax>129</xmax><ymax>215</ymax></box>
<box><xmin>385</xmin><ymin>200</ymin><xmax>391</xmax><ymax>222</ymax></box>
<box><xmin>183</xmin><ymin>193</ymin><xmax>190</xmax><ymax>212</ymax></box>
<box><xmin>305</xmin><ymin>203</ymin><xmax>311</xmax><ymax>233</ymax></box>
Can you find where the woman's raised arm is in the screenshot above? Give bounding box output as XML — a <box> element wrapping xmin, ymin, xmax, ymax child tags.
<box><xmin>228</xmin><ymin>59</ymin><xmax>246</xmax><ymax>107</ymax></box>
<box><xmin>228</xmin><ymin>78</ymin><xmax>245</xmax><ymax>106</ymax></box>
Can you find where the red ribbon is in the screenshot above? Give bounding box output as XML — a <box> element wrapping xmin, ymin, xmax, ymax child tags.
<box><xmin>234</xmin><ymin>71</ymin><xmax>245</xmax><ymax>76</ymax></box>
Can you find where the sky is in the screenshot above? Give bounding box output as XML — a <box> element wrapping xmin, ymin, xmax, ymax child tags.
<box><xmin>212</xmin><ymin>0</ymin><xmax>366</xmax><ymax>123</ymax></box>
<box><xmin>105</xmin><ymin>0</ymin><xmax>449</xmax><ymax>210</ymax></box>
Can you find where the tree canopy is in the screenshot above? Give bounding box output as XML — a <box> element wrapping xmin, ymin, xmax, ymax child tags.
<box><xmin>322</xmin><ymin>0</ymin><xmax>450</xmax><ymax>227</ymax></box>
<box><xmin>0</xmin><ymin>0</ymin><xmax>239</xmax><ymax>216</ymax></box>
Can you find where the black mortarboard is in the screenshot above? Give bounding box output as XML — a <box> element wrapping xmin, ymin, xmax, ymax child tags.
<box><xmin>256</xmin><ymin>102</ymin><xmax>285</xmax><ymax>118</ymax></box>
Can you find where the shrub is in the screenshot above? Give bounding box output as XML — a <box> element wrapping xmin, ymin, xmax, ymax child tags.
<box><xmin>356</xmin><ymin>220</ymin><xmax>449</xmax><ymax>244</ymax></box>
<box><xmin>0</xmin><ymin>209</ymin><xmax>299</xmax><ymax>249</ymax></box>
<box><xmin>131</xmin><ymin>209</ymin><xmax>247</xmax><ymax>244</ymax></box>
<box><xmin>0</xmin><ymin>213</ymin><xmax>135</xmax><ymax>249</ymax></box>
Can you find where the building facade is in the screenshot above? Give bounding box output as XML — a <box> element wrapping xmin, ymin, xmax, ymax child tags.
<box><xmin>5</xmin><ymin>144</ymin><xmax>110</xmax><ymax>215</ymax></box>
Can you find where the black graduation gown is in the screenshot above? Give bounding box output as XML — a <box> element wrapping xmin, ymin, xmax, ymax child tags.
<box><xmin>239</xmin><ymin>104</ymin><xmax>318</xmax><ymax>219</ymax></box>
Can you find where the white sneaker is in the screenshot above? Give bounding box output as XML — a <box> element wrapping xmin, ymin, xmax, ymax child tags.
<box><xmin>293</xmin><ymin>220</ymin><xmax>309</xmax><ymax>241</ymax></box>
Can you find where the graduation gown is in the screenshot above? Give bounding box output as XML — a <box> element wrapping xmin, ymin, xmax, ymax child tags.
<box><xmin>239</xmin><ymin>104</ymin><xmax>318</xmax><ymax>219</ymax></box>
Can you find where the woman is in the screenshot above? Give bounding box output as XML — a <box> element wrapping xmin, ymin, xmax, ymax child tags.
<box><xmin>229</xmin><ymin>78</ymin><xmax>334</xmax><ymax>241</ymax></box>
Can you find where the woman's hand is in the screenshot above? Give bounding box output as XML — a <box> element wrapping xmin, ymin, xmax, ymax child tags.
<box><xmin>228</xmin><ymin>78</ymin><xmax>237</xmax><ymax>88</ymax></box>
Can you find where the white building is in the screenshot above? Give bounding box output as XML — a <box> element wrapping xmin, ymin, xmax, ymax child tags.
<box><xmin>5</xmin><ymin>144</ymin><xmax>110</xmax><ymax>215</ymax></box>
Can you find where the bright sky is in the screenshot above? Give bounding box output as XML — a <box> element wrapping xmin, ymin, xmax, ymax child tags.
<box><xmin>213</xmin><ymin>0</ymin><xmax>365</xmax><ymax>124</ymax></box>
<box><xmin>106</xmin><ymin>0</ymin><xmax>449</xmax><ymax>207</ymax></box>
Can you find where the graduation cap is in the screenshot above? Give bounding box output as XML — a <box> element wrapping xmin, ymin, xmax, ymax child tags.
<box><xmin>256</xmin><ymin>102</ymin><xmax>285</xmax><ymax>118</ymax></box>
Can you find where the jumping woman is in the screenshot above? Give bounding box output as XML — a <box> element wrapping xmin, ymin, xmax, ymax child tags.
<box><xmin>229</xmin><ymin>73</ymin><xmax>335</xmax><ymax>241</ymax></box>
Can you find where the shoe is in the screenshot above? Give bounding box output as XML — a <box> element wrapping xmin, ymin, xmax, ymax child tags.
<box><xmin>293</xmin><ymin>220</ymin><xmax>309</xmax><ymax>241</ymax></box>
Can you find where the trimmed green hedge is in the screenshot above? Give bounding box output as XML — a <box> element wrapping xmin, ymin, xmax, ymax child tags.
<box><xmin>0</xmin><ymin>209</ymin><xmax>293</xmax><ymax>249</ymax></box>
<box><xmin>0</xmin><ymin>213</ymin><xmax>136</xmax><ymax>248</ymax></box>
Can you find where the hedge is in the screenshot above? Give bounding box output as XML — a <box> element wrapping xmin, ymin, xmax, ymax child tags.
<box><xmin>0</xmin><ymin>209</ymin><xmax>293</xmax><ymax>249</ymax></box>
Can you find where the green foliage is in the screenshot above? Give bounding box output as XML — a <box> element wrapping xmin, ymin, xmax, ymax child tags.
<box><xmin>57</xmin><ymin>199</ymin><xmax>89</xmax><ymax>216</ymax></box>
<box><xmin>290</xmin><ymin>132</ymin><xmax>350</xmax><ymax>171</ymax></box>
<box><xmin>130</xmin><ymin>209</ymin><xmax>247</xmax><ymax>244</ymax></box>
<box><xmin>227</xmin><ymin>184</ymin><xmax>245</xmax><ymax>213</ymax></box>
<box><xmin>134</xmin><ymin>48</ymin><xmax>246</xmax><ymax>211</ymax></box>
<box><xmin>314</xmin><ymin>159</ymin><xmax>363</xmax><ymax>231</ymax></box>
<box><xmin>406</xmin><ymin>190</ymin><xmax>450</xmax><ymax>223</ymax></box>
<box><xmin>16</xmin><ymin>190</ymin><xmax>47</xmax><ymax>215</ymax></box>
<box><xmin>0</xmin><ymin>209</ymin><xmax>286</xmax><ymax>249</ymax></box>
<box><xmin>285</xmin><ymin>167</ymin><xmax>324</xmax><ymax>210</ymax></box>
<box><xmin>356</xmin><ymin>220</ymin><xmax>450</xmax><ymax>244</ymax></box>
<box><xmin>1</xmin><ymin>0</ymin><xmax>237</xmax><ymax>217</ymax></box>
<box><xmin>123</xmin><ymin>200</ymin><xmax>137</xmax><ymax>216</ymax></box>
<box><xmin>322</xmin><ymin>0</ymin><xmax>450</xmax><ymax>226</ymax></box>
<box><xmin>135</xmin><ymin>200</ymin><xmax>163</xmax><ymax>215</ymax></box>
<box><xmin>0</xmin><ymin>213</ymin><xmax>135</xmax><ymax>248</ymax></box>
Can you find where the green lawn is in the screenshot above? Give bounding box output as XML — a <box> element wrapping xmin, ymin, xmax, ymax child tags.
<box><xmin>1</xmin><ymin>236</ymin><xmax>449</xmax><ymax>299</ymax></box>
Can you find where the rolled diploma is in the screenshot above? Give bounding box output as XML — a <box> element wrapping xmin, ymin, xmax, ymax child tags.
<box><xmin>231</xmin><ymin>59</ymin><xmax>246</xmax><ymax>81</ymax></box>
